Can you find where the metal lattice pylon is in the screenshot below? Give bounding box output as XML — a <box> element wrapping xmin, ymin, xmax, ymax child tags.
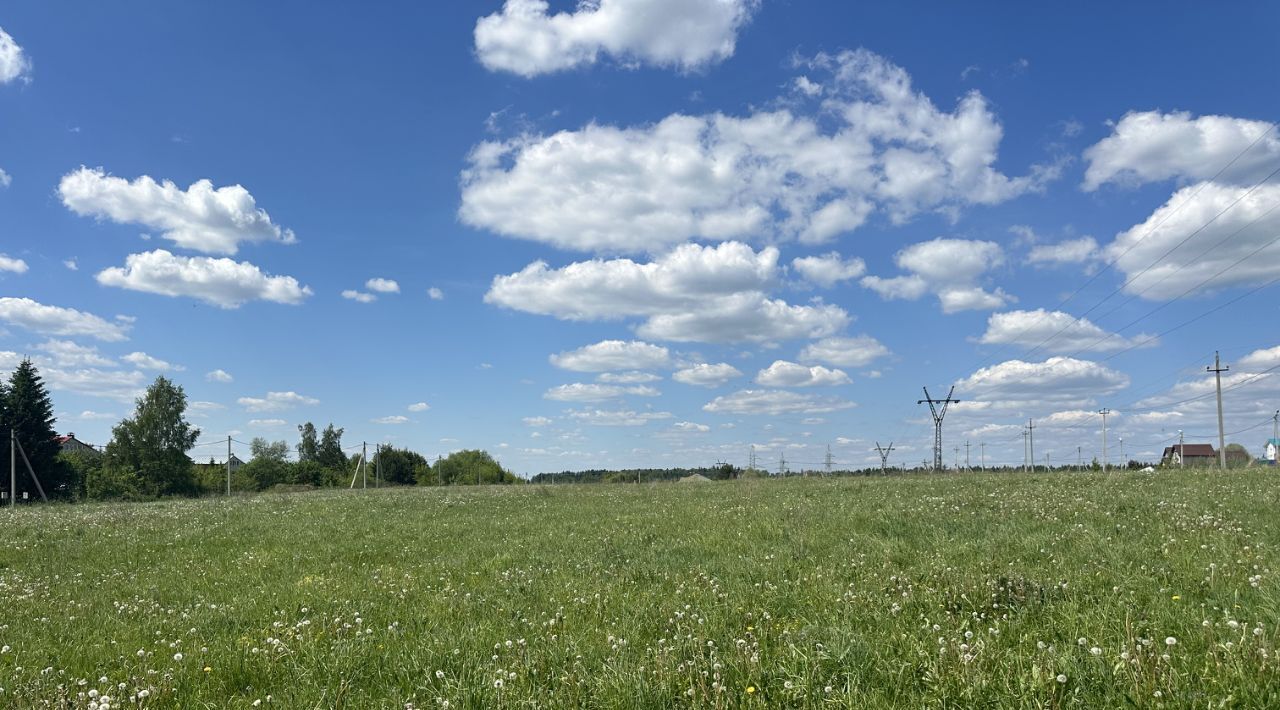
<box><xmin>918</xmin><ymin>386</ymin><xmax>960</xmax><ymax>472</ymax></box>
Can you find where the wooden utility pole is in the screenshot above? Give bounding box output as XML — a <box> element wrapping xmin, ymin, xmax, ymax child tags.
<box><xmin>1099</xmin><ymin>409</ymin><xmax>1111</xmax><ymax>472</ymax></box>
<box><xmin>11</xmin><ymin>436</ymin><xmax>47</xmax><ymax>502</ymax></box>
<box><xmin>226</xmin><ymin>436</ymin><xmax>232</xmax><ymax>496</ymax></box>
<box><xmin>9</xmin><ymin>428</ymin><xmax>14</xmax><ymax>510</ymax></box>
<box><xmin>1273</xmin><ymin>411</ymin><xmax>1279</xmax><ymax>465</ymax></box>
<box><xmin>1208</xmin><ymin>352</ymin><xmax>1229</xmax><ymax>469</ymax></box>
<box><xmin>1027</xmin><ymin>419</ymin><xmax>1036</xmax><ymax>473</ymax></box>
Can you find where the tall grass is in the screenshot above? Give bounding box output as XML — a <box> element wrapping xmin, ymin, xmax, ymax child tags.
<box><xmin>0</xmin><ymin>471</ymin><xmax>1276</xmax><ymax>707</ymax></box>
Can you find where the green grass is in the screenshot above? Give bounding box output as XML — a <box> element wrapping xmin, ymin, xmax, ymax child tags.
<box><xmin>1</xmin><ymin>471</ymin><xmax>1278</xmax><ymax>707</ymax></box>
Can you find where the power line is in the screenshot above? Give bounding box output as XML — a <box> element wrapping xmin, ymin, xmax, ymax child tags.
<box><xmin>947</xmin><ymin>125</ymin><xmax>1278</xmax><ymax>381</ymax></box>
<box><xmin>1022</xmin><ymin>167</ymin><xmax>1280</xmax><ymax>359</ymax></box>
<box><xmin>1088</xmin><ymin>202</ymin><xmax>1280</xmax><ymax>327</ymax></box>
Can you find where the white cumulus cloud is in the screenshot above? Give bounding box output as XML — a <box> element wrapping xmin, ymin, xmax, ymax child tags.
<box><xmin>543</xmin><ymin>383</ymin><xmax>660</xmax><ymax>402</ymax></box>
<box><xmin>408</xmin><ymin>402</ymin><xmax>430</xmax><ymax>412</ymax></box>
<box><xmin>122</xmin><ymin>351</ymin><xmax>184</xmax><ymax>371</ymax></box>
<box><xmin>754</xmin><ymin>360</ymin><xmax>851</xmax><ymax>387</ymax></box>
<box><xmin>0</xmin><ymin>297</ymin><xmax>130</xmax><ymax>342</ymax></box>
<box><xmin>597</xmin><ymin>371</ymin><xmax>663</xmax><ymax>384</ymax></box>
<box><xmin>238</xmin><ymin>391</ymin><xmax>320</xmax><ymax>412</ymax></box>
<box><xmin>205</xmin><ymin>369</ymin><xmax>233</xmax><ymax>383</ymax></box>
<box><xmin>461</xmin><ymin>49</ymin><xmax>1053</xmax><ymax>253</ymax></box>
<box><xmin>1027</xmin><ymin>237</ymin><xmax>1100</xmax><ymax>267</ymax></box>
<box><xmin>427</xmin><ymin>287</ymin><xmax>444</xmax><ymax>300</ymax></box>
<box><xmin>978</xmin><ymin>309</ymin><xmax>1157</xmax><ymax>353</ymax></box>
<box><xmin>59</xmin><ymin>167</ymin><xmax>296</xmax><ymax>255</ymax></box>
<box><xmin>366</xmin><ymin>278</ymin><xmax>399</xmax><ymax>293</ymax></box>
<box><xmin>474</xmin><ymin>0</ymin><xmax>758</xmax><ymax>76</ymax></box>
<box><xmin>703</xmin><ymin>389</ymin><xmax>855</xmax><ymax>415</ymax></box>
<box><xmin>342</xmin><ymin>290</ymin><xmax>376</xmax><ymax>303</ymax></box>
<box><xmin>1104</xmin><ymin>182</ymin><xmax>1280</xmax><ymax>300</ymax></box>
<box><xmin>550</xmin><ymin>340</ymin><xmax>670</xmax><ymax>372</ymax></box>
<box><xmin>1083</xmin><ymin>111</ymin><xmax>1280</xmax><ymax>191</ymax></box>
<box><xmin>672</xmin><ymin>362</ymin><xmax>743</xmax><ymax>387</ymax></box>
<box><xmin>96</xmin><ymin>249</ymin><xmax>312</xmax><ymax>308</ymax></box>
<box><xmin>0</xmin><ymin>351</ymin><xmax>146</xmax><ymax>402</ymax></box>
<box><xmin>955</xmin><ymin>356</ymin><xmax>1129</xmax><ymax>409</ymax></box>
<box><xmin>33</xmin><ymin>339</ymin><xmax>114</xmax><ymax>368</ymax></box>
<box><xmin>798</xmin><ymin>335</ymin><xmax>890</xmax><ymax>368</ymax></box>
<box><xmin>862</xmin><ymin>237</ymin><xmax>1010</xmax><ymax>313</ymax></box>
<box><xmin>566</xmin><ymin>408</ymin><xmax>673</xmax><ymax>426</ymax></box>
<box><xmin>0</xmin><ymin>254</ymin><xmax>27</xmax><ymax>274</ymax></box>
<box><xmin>488</xmin><ymin>242</ymin><xmax>848</xmax><ymax>344</ymax></box>
<box><xmin>791</xmin><ymin>252</ymin><xmax>866</xmax><ymax>287</ymax></box>
<box><xmin>0</xmin><ymin>27</ymin><xmax>31</xmax><ymax>84</ymax></box>
<box><xmin>373</xmin><ymin>415</ymin><xmax>410</xmax><ymax>425</ymax></box>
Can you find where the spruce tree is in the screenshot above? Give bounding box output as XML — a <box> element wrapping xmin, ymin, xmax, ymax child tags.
<box><xmin>4</xmin><ymin>359</ymin><xmax>68</xmax><ymax>497</ymax></box>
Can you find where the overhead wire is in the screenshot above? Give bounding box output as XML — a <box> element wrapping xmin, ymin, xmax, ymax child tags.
<box><xmin>1021</xmin><ymin>165</ymin><xmax>1280</xmax><ymax>359</ymax></box>
<box><xmin>945</xmin><ymin>124</ymin><xmax>1278</xmax><ymax>383</ymax></box>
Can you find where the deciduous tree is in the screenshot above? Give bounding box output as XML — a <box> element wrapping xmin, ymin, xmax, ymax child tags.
<box><xmin>297</xmin><ymin>422</ymin><xmax>318</xmax><ymax>462</ymax></box>
<box><xmin>104</xmin><ymin>376</ymin><xmax>201</xmax><ymax>497</ymax></box>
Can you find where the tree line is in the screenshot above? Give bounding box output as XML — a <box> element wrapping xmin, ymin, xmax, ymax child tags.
<box><xmin>1</xmin><ymin>359</ymin><xmax>516</xmax><ymax>502</ymax></box>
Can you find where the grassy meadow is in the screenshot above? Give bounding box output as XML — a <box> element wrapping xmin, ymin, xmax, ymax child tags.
<box><xmin>0</xmin><ymin>471</ymin><xmax>1278</xmax><ymax>708</ymax></box>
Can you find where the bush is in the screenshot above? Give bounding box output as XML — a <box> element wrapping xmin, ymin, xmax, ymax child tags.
<box><xmin>86</xmin><ymin>465</ymin><xmax>147</xmax><ymax>501</ymax></box>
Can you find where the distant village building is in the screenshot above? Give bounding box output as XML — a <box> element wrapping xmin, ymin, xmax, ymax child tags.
<box><xmin>56</xmin><ymin>433</ymin><xmax>102</xmax><ymax>457</ymax></box>
<box><xmin>1266</xmin><ymin>438</ymin><xmax>1280</xmax><ymax>465</ymax></box>
<box><xmin>194</xmin><ymin>454</ymin><xmax>245</xmax><ymax>473</ymax></box>
<box><xmin>1161</xmin><ymin>443</ymin><xmax>1216</xmax><ymax>466</ymax></box>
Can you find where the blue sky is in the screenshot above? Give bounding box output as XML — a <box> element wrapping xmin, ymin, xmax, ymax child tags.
<box><xmin>2</xmin><ymin>1</ymin><xmax>1280</xmax><ymax>474</ymax></box>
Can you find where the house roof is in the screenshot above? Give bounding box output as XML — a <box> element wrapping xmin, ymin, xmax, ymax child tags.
<box><xmin>1162</xmin><ymin>444</ymin><xmax>1216</xmax><ymax>457</ymax></box>
<box><xmin>56</xmin><ymin>434</ymin><xmax>97</xmax><ymax>447</ymax></box>
<box><xmin>192</xmin><ymin>453</ymin><xmax>246</xmax><ymax>466</ymax></box>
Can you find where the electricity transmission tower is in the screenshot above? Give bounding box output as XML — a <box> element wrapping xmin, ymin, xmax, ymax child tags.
<box><xmin>1208</xmin><ymin>351</ymin><xmax>1229</xmax><ymax>469</ymax></box>
<box><xmin>748</xmin><ymin>445</ymin><xmax>757</xmax><ymax>471</ymax></box>
<box><xmin>777</xmin><ymin>453</ymin><xmax>787</xmax><ymax>477</ymax></box>
<box><xmin>918</xmin><ymin>386</ymin><xmax>959</xmax><ymax>471</ymax></box>
<box><xmin>824</xmin><ymin>445</ymin><xmax>833</xmax><ymax>476</ymax></box>
<box><xmin>874</xmin><ymin>441</ymin><xmax>894</xmax><ymax>476</ymax></box>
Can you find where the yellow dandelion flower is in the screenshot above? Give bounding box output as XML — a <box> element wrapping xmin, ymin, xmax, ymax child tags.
<box><xmin>747</xmin><ymin>686</ymin><xmax>756</xmax><ymax>694</ymax></box>
<box><xmin>1172</xmin><ymin>595</ymin><xmax>1181</xmax><ymax>601</ymax></box>
<box><xmin>204</xmin><ymin>666</ymin><xmax>212</xmax><ymax>673</ymax></box>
